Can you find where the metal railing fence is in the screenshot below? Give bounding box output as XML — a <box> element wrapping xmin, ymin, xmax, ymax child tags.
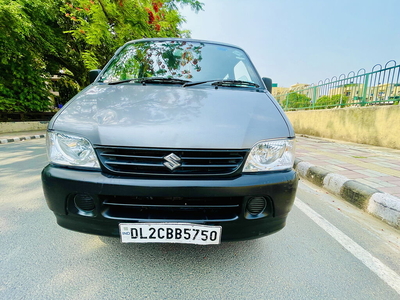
<box><xmin>274</xmin><ymin>60</ymin><xmax>400</xmax><ymax>111</ymax></box>
<box><xmin>0</xmin><ymin>112</ymin><xmax>55</xmax><ymax>122</ymax></box>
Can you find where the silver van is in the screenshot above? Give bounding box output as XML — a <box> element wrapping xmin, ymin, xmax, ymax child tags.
<box><xmin>42</xmin><ymin>38</ymin><xmax>298</xmax><ymax>245</ymax></box>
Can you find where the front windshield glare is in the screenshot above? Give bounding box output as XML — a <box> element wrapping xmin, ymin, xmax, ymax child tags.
<box><xmin>100</xmin><ymin>40</ymin><xmax>262</xmax><ymax>86</ymax></box>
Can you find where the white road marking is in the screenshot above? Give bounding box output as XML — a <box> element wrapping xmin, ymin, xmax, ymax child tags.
<box><xmin>295</xmin><ymin>198</ymin><xmax>400</xmax><ymax>295</ymax></box>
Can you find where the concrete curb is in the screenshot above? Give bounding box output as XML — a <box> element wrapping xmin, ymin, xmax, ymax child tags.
<box><xmin>294</xmin><ymin>158</ymin><xmax>400</xmax><ymax>229</ymax></box>
<box><xmin>0</xmin><ymin>134</ymin><xmax>46</xmax><ymax>144</ymax></box>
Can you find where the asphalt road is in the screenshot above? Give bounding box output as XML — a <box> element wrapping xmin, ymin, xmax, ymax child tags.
<box><xmin>1</xmin><ymin>139</ymin><xmax>399</xmax><ymax>300</ymax></box>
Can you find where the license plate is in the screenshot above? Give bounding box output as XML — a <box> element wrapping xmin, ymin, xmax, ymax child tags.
<box><xmin>119</xmin><ymin>223</ymin><xmax>222</xmax><ymax>245</ymax></box>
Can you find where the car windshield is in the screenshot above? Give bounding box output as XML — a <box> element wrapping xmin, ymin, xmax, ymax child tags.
<box><xmin>100</xmin><ymin>40</ymin><xmax>263</xmax><ymax>87</ymax></box>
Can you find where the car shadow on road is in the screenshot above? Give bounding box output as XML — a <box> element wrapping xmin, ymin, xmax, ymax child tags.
<box><xmin>94</xmin><ymin>233</ymin><xmax>279</xmax><ymax>277</ymax></box>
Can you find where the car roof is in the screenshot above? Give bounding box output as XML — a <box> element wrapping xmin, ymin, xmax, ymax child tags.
<box><xmin>122</xmin><ymin>38</ymin><xmax>242</xmax><ymax>50</ymax></box>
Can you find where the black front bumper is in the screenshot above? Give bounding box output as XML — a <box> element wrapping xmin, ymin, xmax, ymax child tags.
<box><xmin>41</xmin><ymin>165</ymin><xmax>298</xmax><ymax>241</ymax></box>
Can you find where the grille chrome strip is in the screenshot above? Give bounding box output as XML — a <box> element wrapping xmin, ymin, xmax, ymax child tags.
<box><xmin>95</xmin><ymin>146</ymin><xmax>248</xmax><ymax>176</ymax></box>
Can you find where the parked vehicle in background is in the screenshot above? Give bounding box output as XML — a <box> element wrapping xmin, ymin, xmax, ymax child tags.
<box><xmin>42</xmin><ymin>38</ymin><xmax>298</xmax><ymax>245</ymax></box>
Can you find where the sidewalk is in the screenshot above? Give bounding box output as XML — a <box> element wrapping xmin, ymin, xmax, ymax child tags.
<box><xmin>295</xmin><ymin>135</ymin><xmax>400</xmax><ymax>228</ymax></box>
<box><xmin>0</xmin><ymin>130</ymin><xmax>399</xmax><ymax>228</ymax></box>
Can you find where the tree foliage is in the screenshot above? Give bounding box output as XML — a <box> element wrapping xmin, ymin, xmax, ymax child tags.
<box><xmin>0</xmin><ymin>0</ymin><xmax>56</xmax><ymax>112</ymax></box>
<box><xmin>0</xmin><ymin>0</ymin><xmax>203</xmax><ymax>112</ymax></box>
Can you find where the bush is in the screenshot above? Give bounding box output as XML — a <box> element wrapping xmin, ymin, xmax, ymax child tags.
<box><xmin>315</xmin><ymin>95</ymin><xmax>348</xmax><ymax>109</ymax></box>
<box><xmin>0</xmin><ymin>56</ymin><xmax>52</xmax><ymax>112</ymax></box>
<box><xmin>284</xmin><ymin>92</ymin><xmax>312</xmax><ymax>109</ymax></box>
<box><xmin>0</xmin><ymin>97</ymin><xmax>26</xmax><ymax>112</ymax></box>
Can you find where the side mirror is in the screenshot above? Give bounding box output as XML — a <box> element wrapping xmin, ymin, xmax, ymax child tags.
<box><xmin>89</xmin><ymin>69</ymin><xmax>102</xmax><ymax>83</ymax></box>
<box><xmin>262</xmin><ymin>77</ymin><xmax>273</xmax><ymax>93</ymax></box>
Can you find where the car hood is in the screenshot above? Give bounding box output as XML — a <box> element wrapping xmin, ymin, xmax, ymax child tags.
<box><xmin>51</xmin><ymin>84</ymin><xmax>293</xmax><ymax>149</ymax></box>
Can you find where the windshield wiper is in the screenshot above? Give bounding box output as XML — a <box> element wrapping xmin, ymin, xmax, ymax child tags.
<box><xmin>106</xmin><ymin>79</ymin><xmax>134</xmax><ymax>85</ymax></box>
<box><xmin>107</xmin><ymin>77</ymin><xmax>191</xmax><ymax>85</ymax></box>
<box><xmin>182</xmin><ymin>79</ymin><xmax>222</xmax><ymax>87</ymax></box>
<box><xmin>183</xmin><ymin>79</ymin><xmax>259</xmax><ymax>88</ymax></box>
<box><xmin>212</xmin><ymin>80</ymin><xmax>260</xmax><ymax>88</ymax></box>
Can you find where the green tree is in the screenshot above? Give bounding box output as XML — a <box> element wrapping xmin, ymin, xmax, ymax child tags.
<box><xmin>0</xmin><ymin>0</ymin><xmax>203</xmax><ymax>112</ymax></box>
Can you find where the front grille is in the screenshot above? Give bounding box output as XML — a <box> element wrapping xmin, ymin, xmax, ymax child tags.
<box><xmin>100</xmin><ymin>195</ymin><xmax>242</xmax><ymax>221</ymax></box>
<box><xmin>95</xmin><ymin>146</ymin><xmax>248</xmax><ymax>176</ymax></box>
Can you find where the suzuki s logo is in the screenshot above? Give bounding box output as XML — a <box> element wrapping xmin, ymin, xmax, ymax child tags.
<box><xmin>163</xmin><ymin>153</ymin><xmax>181</xmax><ymax>171</ymax></box>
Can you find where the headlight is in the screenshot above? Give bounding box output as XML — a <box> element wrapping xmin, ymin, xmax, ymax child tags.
<box><xmin>243</xmin><ymin>139</ymin><xmax>295</xmax><ymax>172</ymax></box>
<box><xmin>46</xmin><ymin>131</ymin><xmax>100</xmax><ymax>169</ymax></box>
